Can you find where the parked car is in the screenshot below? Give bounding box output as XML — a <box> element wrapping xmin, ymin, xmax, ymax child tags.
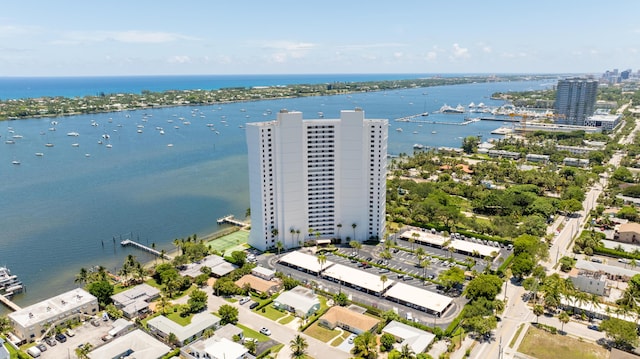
<box><xmin>44</xmin><ymin>337</ymin><xmax>56</xmax><ymax>347</ymax></box>
<box><xmin>239</xmin><ymin>296</ymin><xmax>251</xmax><ymax>305</ymax></box>
<box><xmin>588</xmin><ymin>325</ymin><xmax>601</xmax><ymax>331</ymax></box>
<box><xmin>66</xmin><ymin>329</ymin><xmax>75</xmax><ymax>337</ymax></box>
<box><xmin>55</xmin><ymin>333</ymin><xmax>67</xmax><ymax>343</ymax></box>
<box><xmin>259</xmin><ymin>327</ymin><xmax>271</xmax><ymax>336</ymax></box>
<box><xmin>249</xmin><ymin>302</ymin><xmax>259</xmax><ymax>310</ymax></box>
<box><xmin>347</xmin><ymin>333</ymin><xmax>357</xmax><ymax>344</ymax></box>
<box><xmin>35</xmin><ymin>344</ymin><xmax>47</xmax><ymax>352</ymax></box>
<box><xmin>91</xmin><ymin>319</ymin><xmax>100</xmax><ymax>327</ymax></box>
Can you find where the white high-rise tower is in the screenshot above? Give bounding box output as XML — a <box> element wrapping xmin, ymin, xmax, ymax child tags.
<box><xmin>245</xmin><ymin>109</ymin><xmax>388</xmax><ymax>251</ymax></box>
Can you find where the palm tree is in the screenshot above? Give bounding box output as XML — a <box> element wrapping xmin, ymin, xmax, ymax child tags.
<box><xmin>398</xmin><ymin>343</ymin><xmax>416</xmax><ymax>359</ymax></box>
<box><xmin>271</xmin><ymin>228</ymin><xmax>279</xmax><ymax>247</ymax></box>
<box><xmin>289</xmin><ymin>334</ymin><xmax>308</xmax><ymax>359</ymax></box>
<box><xmin>157</xmin><ymin>294</ymin><xmax>171</xmax><ymax>315</ymax></box>
<box><xmin>337</xmin><ymin>223</ymin><xmax>342</xmax><ymax>240</ymax></box>
<box><xmin>276</xmin><ymin>241</ymin><xmax>284</xmax><ymax>255</ymax></box>
<box><xmin>533</xmin><ymin>304</ymin><xmax>544</xmax><ymax>323</ymax></box>
<box><xmin>75</xmin><ymin>267</ymin><xmax>89</xmax><ymax>285</ymax></box>
<box><xmin>558</xmin><ymin>311</ymin><xmax>570</xmax><ymax>332</ymax></box>
<box><xmin>290</xmin><ymin>228</ymin><xmax>296</xmax><ymax>247</ymax></box>
<box><xmin>410</xmin><ymin>232</ymin><xmax>419</xmax><ymax>251</ymax></box>
<box><xmin>380</xmin><ymin>274</ymin><xmax>388</xmax><ymax>295</ymax></box>
<box><xmin>75</xmin><ymin>343</ymin><xmax>93</xmax><ymax>359</ymax></box>
<box><xmin>160</xmin><ymin>249</ymin><xmax>166</xmax><ymax>262</ymax></box>
<box><xmin>317</xmin><ymin>254</ymin><xmax>327</xmax><ymax>277</ymax></box>
<box><xmin>203</xmin><ymin>328</ymin><xmax>215</xmax><ymax>339</ymax></box>
<box><xmin>415</xmin><ymin>247</ymin><xmax>425</xmax><ymax>263</ymax></box>
<box><xmin>351</xmin><ymin>331</ymin><xmax>377</xmax><ymax>359</ymax></box>
<box><xmin>352</xmin><ymin>223</ymin><xmax>357</xmax><ymax>242</ymax></box>
<box><xmin>421</xmin><ymin>259</ymin><xmax>430</xmax><ymax>279</ymax></box>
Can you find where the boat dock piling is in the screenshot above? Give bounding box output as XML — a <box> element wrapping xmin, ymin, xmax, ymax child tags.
<box><xmin>120</xmin><ymin>239</ymin><xmax>170</xmax><ymax>260</ymax></box>
<box><xmin>0</xmin><ymin>293</ymin><xmax>21</xmax><ymax>311</ymax></box>
<box><xmin>217</xmin><ymin>214</ymin><xmax>249</xmax><ymax>227</ymax></box>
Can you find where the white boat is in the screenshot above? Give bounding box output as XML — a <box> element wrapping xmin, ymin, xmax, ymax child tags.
<box><xmin>440</xmin><ymin>104</ymin><xmax>465</xmax><ymax>114</ymax></box>
<box><xmin>396</xmin><ymin>128</ymin><xmax>403</xmax><ymax>132</ymax></box>
<box><xmin>35</xmin><ymin>152</ymin><xmax>44</xmax><ymax>157</ymax></box>
<box><xmin>413</xmin><ymin>144</ymin><xmax>424</xmax><ymax>149</ymax></box>
<box><xmin>72</xmin><ymin>143</ymin><xmax>80</xmax><ymax>147</ymax></box>
<box><xmin>85</xmin><ymin>153</ymin><xmax>91</xmax><ymax>157</ymax></box>
<box><xmin>159</xmin><ymin>130</ymin><xmax>165</xmax><ymax>135</ymax></box>
<box><xmin>5</xmin><ymin>140</ymin><xmax>15</xmax><ymax>144</ymax></box>
<box><xmin>106</xmin><ymin>144</ymin><xmax>113</xmax><ymax>148</ymax></box>
<box><xmin>67</xmin><ymin>132</ymin><xmax>80</xmax><ymax>137</ymax></box>
<box><xmin>432</xmin><ymin>131</ymin><xmax>437</xmax><ymax>134</ymax></box>
<box><xmin>167</xmin><ymin>143</ymin><xmax>174</xmax><ymax>147</ymax></box>
<box><xmin>137</xmin><ymin>129</ymin><xmax>143</xmax><ymax>134</ymax></box>
<box><xmin>12</xmin><ymin>134</ymin><xmax>23</xmax><ymax>139</ymax></box>
<box><xmin>45</xmin><ymin>143</ymin><xmax>54</xmax><ymax>147</ymax></box>
<box><xmin>11</xmin><ymin>160</ymin><xmax>20</xmax><ymax>165</ymax></box>
<box><xmin>412</xmin><ymin>131</ymin><xmax>419</xmax><ymax>134</ymax></box>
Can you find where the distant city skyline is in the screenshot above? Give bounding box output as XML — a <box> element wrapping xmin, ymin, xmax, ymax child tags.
<box><xmin>1</xmin><ymin>0</ymin><xmax>639</xmax><ymax>77</ymax></box>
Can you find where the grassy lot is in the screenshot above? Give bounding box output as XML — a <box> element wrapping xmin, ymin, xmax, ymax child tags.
<box><xmin>331</xmin><ymin>331</ymin><xmax>350</xmax><ymax>347</ymax></box>
<box><xmin>303</xmin><ymin>322</ymin><xmax>341</xmax><ymax>343</ymax></box>
<box><xmin>257</xmin><ymin>305</ymin><xmax>287</xmax><ymax>321</ymax></box>
<box><xmin>236</xmin><ymin>323</ymin><xmax>271</xmax><ymax>342</ymax></box>
<box><xmin>165</xmin><ymin>311</ymin><xmax>193</xmax><ymax>326</ymax></box>
<box><xmin>518</xmin><ymin>326</ymin><xmax>608</xmax><ymax>359</ymax></box>
<box><xmin>279</xmin><ymin>315</ymin><xmax>295</xmax><ymax>325</ymax></box>
<box><xmin>509</xmin><ymin>323</ymin><xmax>524</xmax><ymax>348</ymax></box>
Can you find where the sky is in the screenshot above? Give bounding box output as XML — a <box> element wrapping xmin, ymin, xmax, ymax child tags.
<box><xmin>1</xmin><ymin>0</ymin><xmax>639</xmax><ymax>77</ymax></box>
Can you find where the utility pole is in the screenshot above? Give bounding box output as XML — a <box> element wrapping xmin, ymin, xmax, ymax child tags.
<box><xmin>498</xmin><ymin>336</ymin><xmax>503</xmax><ymax>359</ymax></box>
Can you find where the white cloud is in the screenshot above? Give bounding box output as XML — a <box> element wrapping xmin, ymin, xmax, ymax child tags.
<box><xmin>261</xmin><ymin>40</ymin><xmax>316</xmax><ymax>51</ymax></box>
<box><xmin>167</xmin><ymin>55</ymin><xmax>191</xmax><ymax>64</ymax></box>
<box><xmin>338</xmin><ymin>43</ymin><xmax>408</xmax><ymax>50</ymax></box>
<box><xmin>393</xmin><ymin>52</ymin><xmax>404</xmax><ymax>59</ymax></box>
<box><xmin>0</xmin><ymin>24</ymin><xmax>34</xmax><ymax>37</ymax></box>
<box><xmin>426</xmin><ymin>51</ymin><xmax>437</xmax><ymax>61</ymax></box>
<box><xmin>450</xmin><ymin>43</ymin><xmax>469</xmax><ymax>60</ymax></box>
<box><xmin>54</xmin><ymin>30</ymin><xmax>196</xmax><ymax>45</ymax></box>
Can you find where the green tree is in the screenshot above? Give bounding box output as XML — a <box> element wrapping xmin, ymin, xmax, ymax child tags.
<box><xmin>533</xmin><ymin>305</ymin><xmax>544</xmax><ymax>323</ymax></box>
<box><xmin>317</xmin><ymin>254</ymin><xmax>327</xmax><ymax>275</ymax></box>
<box><xmin>188</xmin><ymin>288</ymin><xmax>208</xmax><ymax>313</ymax></box>
<box><xmin>87</xmin><ymin>280</ymin><xmax>114</xmax><ymax>306</ymax></box>
<box><xmin>352</xmin><ymin>223</ymin><xmax>358</xmax><ymax>242</ymax></box>
<box><xmin>75</xmin><ymin>267</ymin><xmax>89</xmax><ymax>285</ymax></box>
<box><xmin>289</xmin><ymin>334</ymin><xmax>309</xmax><ymax>359</ymax></box>
<box><xmin>462</xmin><ymin>136</ymin><xmax>479</xmax><ymax>154</ymax></box>
<box><xmin>464</xmin><ymin>274</ymin><xmax>503</xmax><ymax>301</ymax></box>
<box><xmin>276</xmin><ymin>240</ymin><xmax>284</xmax><ymax>255</ymax></box>
<box><xmin>351</xmin><ymin>331</ymin><xmax>378</xmax><ymax>359</ymax></box>
<box><xmin>397</xmin><ymin>344</ymin><xmax>416</xmax><ymax>359</ymax></box>
<box><xmin>75</xmin><ymin>342</ymin><xmax>93</xmax><ymax>359</ymax></box>
<box><xmin>600</xmin><ymin>317</ymin><xmax>639</xmax><ymax>350</ymax></box>
<box><xmin>380</xmin><ymin>333</ymin><xmax>396</xmax><ymax>352</ymax></box>
<box><xmin>511</xmin><ymin>253</ymin><xmax>535</xmax><ymax>279</ymax></box>
<box><xmin>218</xmin><ymin>304</ymin><xmax>239</xmax><ymax>324</ymax></box>
<box><xmin>558</xmin><ymin>311</ymin><xmax>570</xmax><ymax>332</ymax></box>
<box><xmin>438</xmin><ymin>266</ymin><xmax>465</xmax><ymax>291</ymax></box>
<box><xmin>334</xmin><ymin>292</ymin><xmax>349</xmax><ymax>306</ymax></box>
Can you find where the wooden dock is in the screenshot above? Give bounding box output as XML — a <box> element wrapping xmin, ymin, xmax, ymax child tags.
<box><xmin>0</xmin><ymin>293</ymin><xmax>21</xmax><ymax>311</ymax></box>
<box><xmin>217</xmin><ymin>214</ymin><xmax>249</xmax><ymax>227</ymax></box>
<box><xmin>120</xmin><ymin>240</ymin><xmax>171</xmax><ymax>260</ymax></box>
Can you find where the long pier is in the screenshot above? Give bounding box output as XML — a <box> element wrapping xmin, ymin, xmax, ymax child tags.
<box><xmin>0</xmin><ymin>293</ymin><xmax>21</xmax><ymax>311</ymax></box>
<box><xmin>394</xmin><ymin>113</ymin><xmax>479</xmax><ymax>126</ymax></box>
<box><xmin>217</xmin><ymin>214</ymin><xmax>249</xmax><ymax>227</ymax></box>
<box><xmin>120</xmin><ymin>240</ymin><xmax>171</xmax><ymax>260</ymax></box>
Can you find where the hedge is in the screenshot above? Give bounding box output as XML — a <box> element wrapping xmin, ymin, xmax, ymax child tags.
<box><xmin>593</xmin><ymin>246</ymin><xmax>640</xmax><ymax>260</ymax></box>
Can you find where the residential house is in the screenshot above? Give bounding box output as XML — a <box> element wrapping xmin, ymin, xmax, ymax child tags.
<box><xmin>318</xmin><ymin>306</ymin><xmax>379</xmax><ymax>334</ymax></box>
<box><xmin>181</xmin><ymin>335</ymin><xmax>249</xmax><ymax>359</ymax></box>
<box><xmin>272</xmin><ymin>286</ymin><xmax>320</xmax><ymax>318</ymax></box>
<box><xmin>569</xmin><ymin>270</ymin><xmax>609</xmax><ymax>296</ymax></box>
<box><xmin>381</xmin><ymin>320</ymin><xmax>436</xmax><ymax>354</ymax></box>
<box><xmin>251</xmin><ymin>266</ymin><xmax>275</xmax><ymax>281</ymax></box>
<box><xmin>235</xmin><ymin>274</ymin><xmax>281</xmax><ymax>295</ymax></box>
<box><xmin>88</xmin><ymin>329</ymin><xmax>170</xmax><ymax>359</ymax></box>
<box><xmin>147</xmin><ymin>312</ymin><xmax>221</xmax><ymax>346</ymax></box>
<box><xmin>110</xmin><ymin>283</ymin><xmax>160</xmax><ymax>318</ymax></box>
<box><xmin>615</xmin><ymin>222</ymin><xmax>640</xmax><ymax>244</ymax></box>
<box><xmin>179</xmin><ymin>254</ymin><xmax>237</xmax><ymax>278</ymax></box>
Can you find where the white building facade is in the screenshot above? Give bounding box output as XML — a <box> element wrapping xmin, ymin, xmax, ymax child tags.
<box><xmin>246</xmin><ymin>109</ymin><xmax>388</xmax><ymax>250</ymax></box>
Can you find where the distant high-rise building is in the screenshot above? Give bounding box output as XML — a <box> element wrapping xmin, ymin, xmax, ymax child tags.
<box><xmin>554</xmin><ymin>78</ymin><xmax>598</xmax><ymax>126</ymax></box>
<box><xmin>245</xmin><ymin>109</ymin><xmax>388</xmax><ymax>251</ymax></box>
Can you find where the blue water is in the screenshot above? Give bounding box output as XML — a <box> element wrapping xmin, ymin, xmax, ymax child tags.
<box><xmin>0</xmin><ymin>73</ymin><xmax>456</xmax><ymax>100</ymax></box>
<box><xmin>0</xmin><ymin>76</ymin><xmax>552</xmax><ymax>313</ymax></box>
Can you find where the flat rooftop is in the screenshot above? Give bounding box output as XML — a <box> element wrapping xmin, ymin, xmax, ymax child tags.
<box><xmin>88</xmin><ymin>329</ymin><xmax>170</xmax><ymax>359</ymax></box>
<box><xmin>9</xmin><ymin>288</ymin><xmax>97</xmax><ymax>327</ymax></box>
<box><xmin>278</xmin><ymin>251</ymin><xmax>334</xmax><ymax>273</ymax></box>
<box><xmin>322</xmin><ymin>263</ymin><xmax>394</xmax><ymax>293</ymax></box>
<box><xmin>384</xmin><ymin>282</ymin><xmax>452</xmax><ymax>314</ymax></box>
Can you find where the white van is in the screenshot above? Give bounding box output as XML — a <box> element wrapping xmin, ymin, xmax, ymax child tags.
<box><xmin>405</xmin><ymin>312</ymin><xmax>413</xmax><ymax>322</ymax></box>
<box><xmin>27</xmin><ymin>346</ymin><xmax>41</xmax><ymax>358</ymax></box>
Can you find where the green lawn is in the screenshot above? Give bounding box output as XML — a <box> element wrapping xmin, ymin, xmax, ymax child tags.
<box><xmin>303</xmin><ymin>322</ymin><xmax>341</xmax><ymax>343</ymax></box>
<box><xmin>257</xmin><ymin>305</ymin><xmax>287</xmax><ymax>321</ymax></box>
<box><xmin>165</xmin><ymin>311</ymin><xmax>193</xmax><ymax>326</ymax></box>
<box><xmin>236</xmin><ymin>323</ymin><xmax>271</xmax><ymax>342</ymax></box>
<box><xmin>518</xmin><ymin>326</ymin><xmax>608</xmax><ymax>359</ymax></box>
<box><xmin>331</xmin><ymin>331</ymin><xmax>350</xmax><ymax>347</ymax></box>
<box><xmin>279</xmin><ymin>315</ymin><xmax>295</xmax><ymax>325</ymax></box>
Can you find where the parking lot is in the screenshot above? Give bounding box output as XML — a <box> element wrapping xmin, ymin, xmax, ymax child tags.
<box><xmin>33</xmin><ymin>317</ymin><xmax>116</xmax><ymax>359</ymax></box>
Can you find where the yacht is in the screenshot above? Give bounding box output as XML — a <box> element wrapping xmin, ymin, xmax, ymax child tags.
<box><xmin>72</xmin><ymin>143</ymin><xmax>80</xmax><ymax>147</ymax></box>
<box><xmin>35</xmin><ymin>152</ymin><xmax>44</xmax><ymax>157</ymax></box>
<box><xmin>11</xmin><ymin>160</ymin><xmax>20</xmax><ymax>165</ymax></box>
<box><xmin>67</xmin><ymin>131</ymin><xmax>80</xmax><ymax>137</ymax></box>
<box><xmin>396</xmin><ymin>128</ymin><xmax>403</xmax><ymax>132</ymax></box>
<box><xmin>440</xmin><ymin>104</ymin><xmax>465</xmax><ymax>114</ymax></box>
<box><xmin>0</xmin><ymin>266</ymin><xmax>23</xmax><ymax>297</ymax></box>
<box><xmin>45</xmin><ymin>143</ymin><xmax>54</xmax><ymax>147</ymax></box>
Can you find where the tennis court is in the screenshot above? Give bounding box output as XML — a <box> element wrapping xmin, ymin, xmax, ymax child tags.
<box><xmin>206</xmin><ymin>230</ymin><xmax>249</xmax><ymax>253</ymax></box>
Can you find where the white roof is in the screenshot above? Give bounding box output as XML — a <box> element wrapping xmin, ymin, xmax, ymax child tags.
<box><xmin>382</xmin><ymin>320</ymin><xmax>435</xmax><ymax>353</ymax></box>
<box><xmin>147</xmin><ymin>312</ymin><xmax>220</xmax><ymax>342</ymax></box>
<box><xmin>575</xmin><ymin>259</ymin><xmax>639</xmax><ymax>278</ymax></box>
<box><xmin>251</xmin><ymin>266</ymin><xmax>275</xmax><ymax>277</ymax></box>
<box><xmin>384</xmin><ymin>282</ymin><xmax>452</xmax><ymax>314</ymax></box>
<box><xmin>274</xmin><ymin>286</ymin><xmax>319</xmax><ymax>313</ymax></box>
<box><xmin>88</xmin><ymin>329</ymin><xmax>170</xmax><ymax>359</ymax></box>
<box><xmin>8</xmin><ymin>288</ymin><xmax>97</xmax><ymax>327</ymax></box>
<box><xmin>108</xmin><ymin>319</ymin><xmax>134</xmax><ymax>337</ymax></box>
<box><xmin>187</xmin><ymin>335</ymin><xmax>248</xmax><ymax>359</ymax></box>
<box><xmin>279</xmin><ymin>251</ymin><xmax>334</xmax><ymax>273</ymax></box>
<box><xmin>180</xmin><ymin>254</ymin><xmax>237</xmax><ymax>277</ymax></box>
<box><xmin>450</xmin><ymin>239</ymin><xmax>498</xmax><ymax>257</ymax></box>
<box><xmin>400</xmin><ymin>230</ymin><xmax>446</xmax><ymax>247</ymax></box>
<box><xmin>322</xmin><ymin>263</ymin><xmax>395</xmax><ymax>293</ymax></box>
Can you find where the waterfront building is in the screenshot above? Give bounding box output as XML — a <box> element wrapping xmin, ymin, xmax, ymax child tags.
<box><xmin>583</xmin><ymin>114</ymin><xmax>621</xmax><ymax>131</ymax></box>
<box><xmin>554</xmin><ymin>78</ymin><xmax>598</xmax><ymax>126</ymax></box>
<box><xmin>246</xmin><ymin>109</ymin><xmax>388</xmax><ymax>250</ymax></box>
<box><xmin>8</xmin><ymin>288</ymin><xmax>98</xmax><ymax>341</ymax></box>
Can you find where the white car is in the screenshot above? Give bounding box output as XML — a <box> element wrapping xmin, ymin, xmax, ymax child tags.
<box><xmin>348</xmin><ymin>334</ymin><xmax>357</xmax><ymax>344</ymax></box>
<box><xmin>259</xmin><ymin>327</ymin><xmax>271</xmax><ymax>336</ymax></box>
<box><xmin>239</xmin><ymin>297</ymin><xmax>251</xmax><ymax>305</ymax></box>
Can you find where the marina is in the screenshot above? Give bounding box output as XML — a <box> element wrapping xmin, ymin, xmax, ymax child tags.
<box><xmin>0</xmin><ymin>266</ymin><xmax>23</xmax><ymax>299</ymax></box>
